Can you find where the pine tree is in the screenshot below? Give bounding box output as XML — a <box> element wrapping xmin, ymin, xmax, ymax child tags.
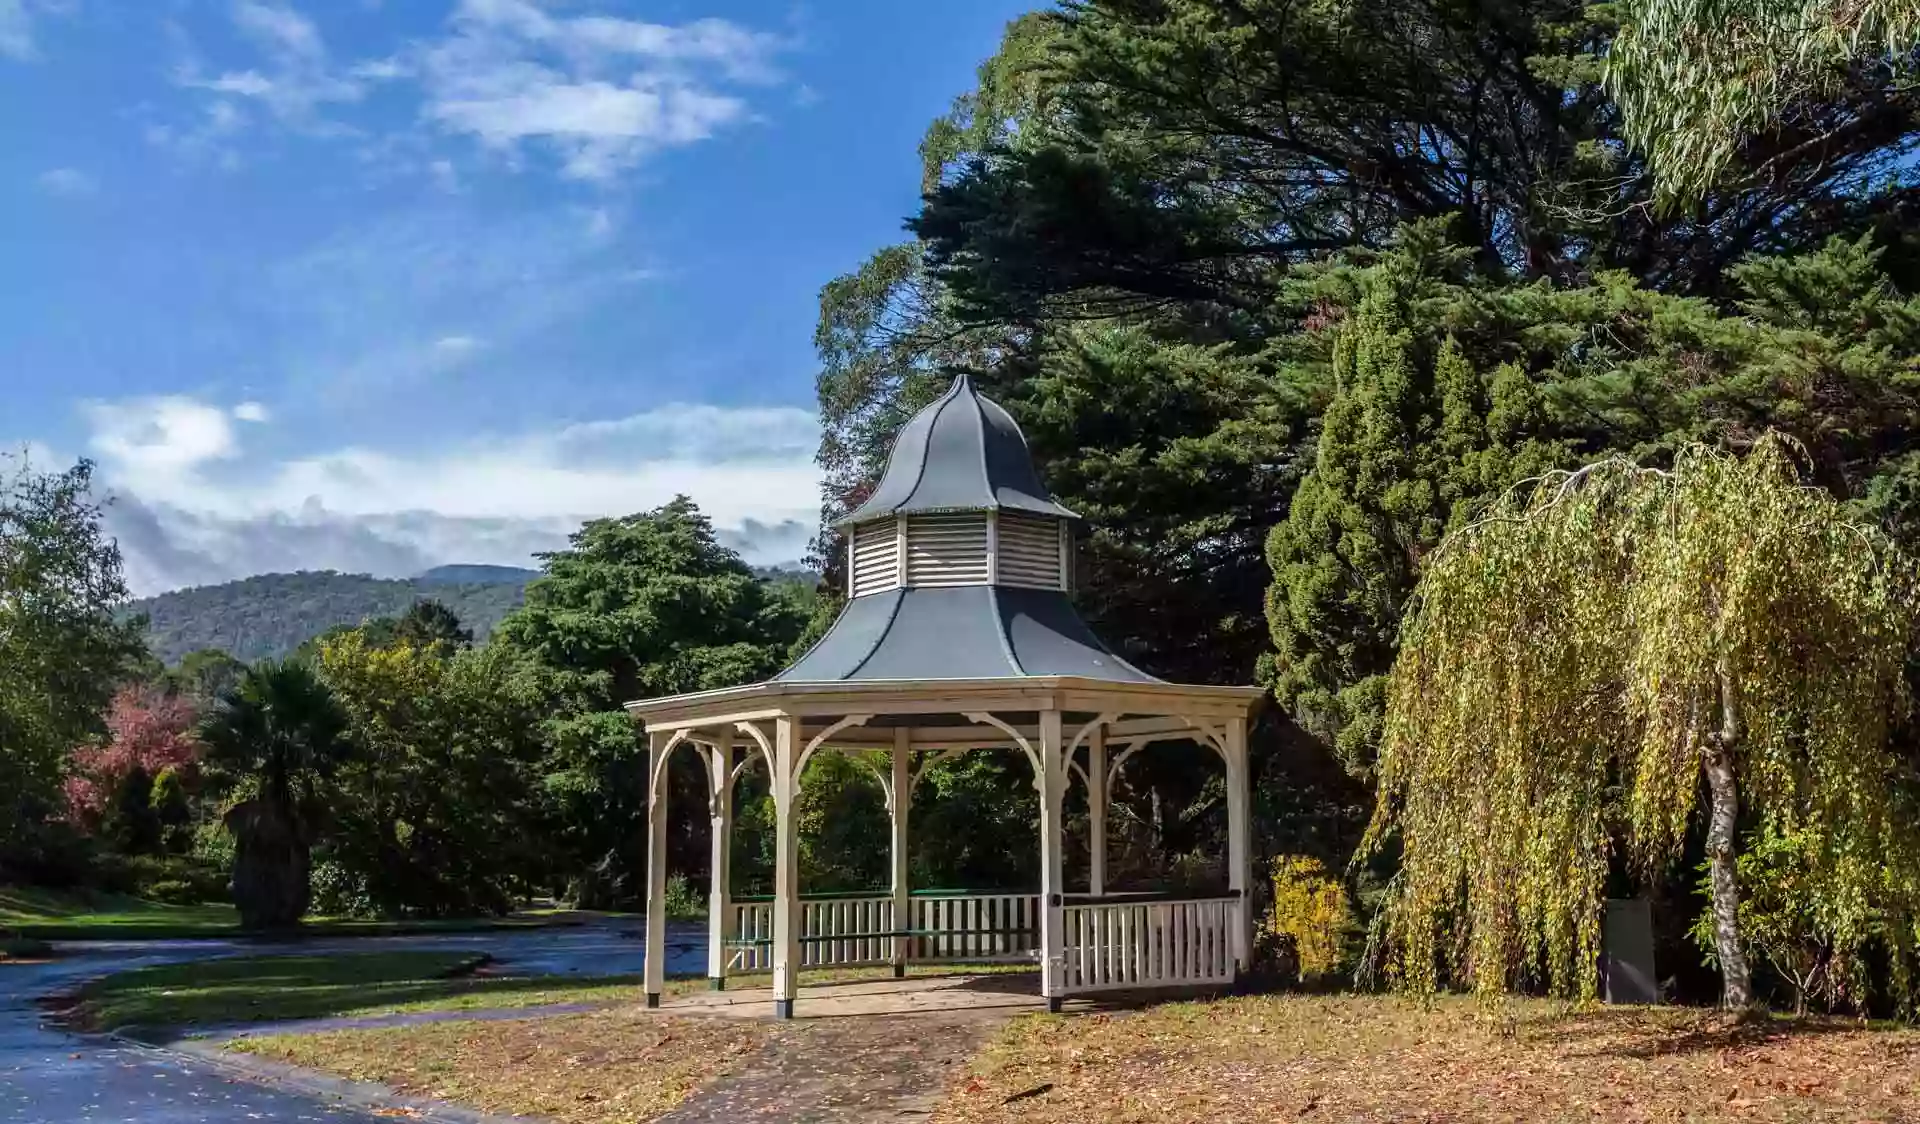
<box><xmin>1263</xmin><ymin>247</ymin><xmax>1563</xmax><ymax>777</ymax></box>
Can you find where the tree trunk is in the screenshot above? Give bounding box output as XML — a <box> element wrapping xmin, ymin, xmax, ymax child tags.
<box><xmin>1704</xmin><ymin>668</ymin><xmax>1754</xmax><ymax>1010</ymax></box>
<box><xmin>225</xmin><ymin>798</ymin><xmax>310</xmax><ymax>930</ymax></box>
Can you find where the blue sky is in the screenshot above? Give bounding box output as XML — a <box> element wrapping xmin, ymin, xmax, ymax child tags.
<box><xmin>1</xmin><ymin>0</ymin><xmax>1031</xmax><ymax>594</ymax></box>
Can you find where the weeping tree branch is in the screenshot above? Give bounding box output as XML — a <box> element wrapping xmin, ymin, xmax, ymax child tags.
<box><xmin>1366</xmin><ymin>434</ymin><xmax>1920</xmax><ymax>1008</ymax></box>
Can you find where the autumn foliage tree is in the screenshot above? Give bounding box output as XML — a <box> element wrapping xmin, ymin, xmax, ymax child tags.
<box><xmin>1368</xmin><ymin>438</ymin><xmax>1920</xmax><ymax>1008</ymax></box>
<box><xmin>64</xmin><ymin>688</ymin><xmax>201</xmax><ymax>841</ymax></box>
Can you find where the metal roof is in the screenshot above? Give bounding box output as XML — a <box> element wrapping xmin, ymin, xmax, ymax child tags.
<box><xmin>834</xmin><ymin>374</ymin><xmax>1078</xmax><ymax>527</ymax></box>
<box><xmin>778</xmin><ymin>585</ymin><xmax>1161</xmax><ymax>685</ymax></box>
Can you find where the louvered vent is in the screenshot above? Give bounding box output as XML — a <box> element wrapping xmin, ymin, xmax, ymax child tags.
<box><xmin>905</xmin><ymin>513</ymin><xmax>990</xmax><ymax>587</ymax></box>
<box><xmin>996</xmin><ymin>513</ymin><xmax>1066</xmax><ymax>590</ymax></box>
<box><xmin>850</xmin><ymin>520</ymin><xmax>900</xmax><ymax>598</ymax></box>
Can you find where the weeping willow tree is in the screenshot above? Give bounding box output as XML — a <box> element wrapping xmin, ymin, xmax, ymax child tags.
<box><xmin>1366</xmin><ymin>437</ymin><xmax>1920</xmax><ymax>1008</ymax></box>
<box><xmin>1609</xmin><ymin>0</ymin><xmax>1920</xmax><ymax>204</ymax></box>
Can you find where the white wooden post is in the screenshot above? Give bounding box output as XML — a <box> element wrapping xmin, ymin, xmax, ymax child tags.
<box><xmin>1037</xmin><ymin>708</ymin><xmax>1067</xmax><ymax>1011</ymax></box>
<box><xmin>644</xmin><ymin>729</ymin><xmax>670</xmax><ymax>1007</ymax></box>
<box><xmin>889</xmin><ymin>726</ymin><xmax>911</xmax><ymax>978</ymax></box>
<box><xmin>771</xmin><ymin>714</ymin><xmax>802</xmax><ymax>1018</ymax></box>
<box><xmin>1088</xmin><ymin>723</ymin><xmax>1107</xmax><ymax>898</ymax></box>
<box><xmin>1225</xmin><ymin>715</ymin><xmax>1252</xmax><ymax>975</ymax></box>
<box><xmin>707</xmin><ymin>728</ymin><xmax>733</xmax><ymax>990</ymax></box>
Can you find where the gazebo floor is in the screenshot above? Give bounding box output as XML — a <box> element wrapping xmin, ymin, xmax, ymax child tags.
<box><xmin>662</xmin><ymin>971</ymin><xmax>1048</xmax><ymax>1021</ymax></box>
<box><xmin>660</xmin><ymin>970</ymin><xmax>1232</xmax><ymax>1021</ymax></box>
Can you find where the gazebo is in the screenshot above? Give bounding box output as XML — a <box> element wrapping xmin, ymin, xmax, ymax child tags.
<box><xmin>627</xmin><ymin>374</ymin><xmax>1263</xmax><ymax>1017</ymax></box>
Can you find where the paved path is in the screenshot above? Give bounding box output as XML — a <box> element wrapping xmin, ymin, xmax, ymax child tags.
<box><xmin>0</xmin><ymin>918</ymin><xmax>704</xmax><ymax>1123</ymax></box>
<box><xmin>657</xmin><ymin>975</ymin><xmax>1041</xmax><ymax>1123</ymax></box>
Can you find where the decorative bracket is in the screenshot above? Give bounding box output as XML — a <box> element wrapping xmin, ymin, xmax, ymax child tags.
<box><xmin>966</xmin><ymin>712</ymin><xmax>1042</xmax><ymax>788</ymax></box>
<box><xmin>792</xmin><ymin>714</ymin><xmax>874</xmax><ymax>792</ymax></box>
<box><xmin>647</xmin><ymin>728</ymin><xmax>693</xmax><ymax>808</ymax></box>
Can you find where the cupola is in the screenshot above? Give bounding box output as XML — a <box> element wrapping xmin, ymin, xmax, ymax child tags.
<box><xmin>781</xmin><ymin>374</ymin><xmax>1155</xmax><ymax>684</ymax></box>
<box><xmin>836</xmin><ymin>373</ymin><xmax>1078</xmax><ymax>598</ymax></box>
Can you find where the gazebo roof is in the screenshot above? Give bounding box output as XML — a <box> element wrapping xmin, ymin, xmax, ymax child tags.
<box><xmin>835</xmin><ymin>373</ymin><xmax>1078</xmax><ymax>528</ymax></box>
<box><xmin>628</xmin><ymin>372</ymin><xmax>1264</xmax><ymax>723</ymax></box>
<box><xmin>778</xmin><ymin>584</ymin><xmax>1158</xmax><ymax>684</ymax></box>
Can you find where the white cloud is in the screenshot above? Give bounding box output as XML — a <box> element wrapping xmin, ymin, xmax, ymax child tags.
<box><xmin>416</xmin><ymin>0</ymin><xmax>786</xmax><ymax>181</ymax></box>
<box><xmin>232</xmin><ymin>401</ymin><xmax>271</xmax><ymax>422</ymax></box>
<box><xmin>0</xmin><ymin>0</ymin><xmax>73</xmax><ymax>62</ymax></box>
<box><xmin>432</xmin><ymin>334</ymin><xmax>480</xmax><ymax>355</ymax></box>
<box><xmin>198</xmin><ymin>70</ymin><xmax>275</xmax><ymax>97</ymax></box>
<box><xmin>145</xmin><ymin>99</ymin><xmax>249</xmax><ymax>168</ymax></box>
<box><xmin>36</xmin><ymin>167</ymin><xmax>97</xmax><ymax>197</ymax></box>
<box><xmin>83</xmin><ymin>395</ymin><xmax>823</xmax><ymax>593</ymax></box>
<box><xmin>159</xmin><ymin>1</ymin><xmax>789</xmax><ymax>185</ymax></box>
<box><xmin>0</xmin><ymin>0</ymin><xmax>35</xmax><ymax>60</ymax></box>
<box><xmin>232</xmin><ymin>0</ymin><xmax>323</xmax><ymax>62</ymax></box>
<box><xmin>172</xmin><ymin>0</ymin><xmax>395</xmax><ymax>137</ymax></box>
<box><xmin>82</xmin><ymin>396</ymin><xmax>248</xmax><ymax>478</ymax></box>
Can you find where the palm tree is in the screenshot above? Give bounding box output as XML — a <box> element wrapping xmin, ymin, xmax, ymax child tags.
<box><xmin>199</xmin><ymin>661</ymin><xmax>352</xmax><ymax>929</ymax></box>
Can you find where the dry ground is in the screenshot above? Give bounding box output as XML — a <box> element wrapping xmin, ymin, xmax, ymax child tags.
<box><xmin>227</xmin><ymin>990</ymin><xmax>1920</xmax><ymax>1124</ymax></box>
<box><xmin>938</xmin><ymin>994</ymin><xmax>1920</xmax><ymax>1123</ymax></box>
<box><xmin>232</xmin><ymin>1008</ymin><xmax>775</xmax><ymax>1124</ymax></box>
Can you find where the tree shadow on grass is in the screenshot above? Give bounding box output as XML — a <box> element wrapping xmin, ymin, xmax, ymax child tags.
<box><xmin>1524</xmin><ymin>1006</ymin><xmax>1920</xmax><ymax>1060</ymax></box>
<box><xmin>67</xmin><ymin>951</ymin><xmax>646</xmax><ymax>1032</ymax></box>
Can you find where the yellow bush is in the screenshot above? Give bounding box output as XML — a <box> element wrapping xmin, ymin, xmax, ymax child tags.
<box><xmin>1269</xmin><ymin>854</ymin><xmax>1351</xmax><ymax>982</ymax></box>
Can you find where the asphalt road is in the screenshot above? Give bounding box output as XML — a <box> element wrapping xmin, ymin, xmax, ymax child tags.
<box><xmin>0</xmin><ymin>919</ymin><xmax>705</xmax><ymax>1123</ymax></box>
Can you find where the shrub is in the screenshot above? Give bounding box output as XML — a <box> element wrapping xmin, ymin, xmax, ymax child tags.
<box><xmin>143</xmin><ymin>879</ymin><xmax>202</xmax><ymax>905</ymax></box>
<box><xmin>1268</xmin><ymin>854</ymin><xmax>1353</xmax><ymax>984</ymax></box>
<box><xmin>92</xmin><ymin>853</ymin><xmax>228</xmax><ymax>904</ymax></box>
<box><xmin>663</xmin><ymin>874</ymin><xmax>706</xmax><ymax>920</ymax></box>
<box><xmin>150</xmin><ymin>767</ymin><xmax>194</xmax><ymax>853</ymax></box>
<box><xmin>308</xmin><ymin>858</ymin><xmax>375</xmax><ymax>919</ymax></box>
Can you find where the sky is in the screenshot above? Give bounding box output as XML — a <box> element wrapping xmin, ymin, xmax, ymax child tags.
<box><xmin>1</xmin><ymin>0</ymin><xmax>1032</xmax><ymax>595</ymax></box>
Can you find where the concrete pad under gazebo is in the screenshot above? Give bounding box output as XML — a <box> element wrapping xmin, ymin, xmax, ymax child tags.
<box><xmin>627</xmin><ymin>374</ymin><xmax>1263</xmax><ymax>1018</ymax></box>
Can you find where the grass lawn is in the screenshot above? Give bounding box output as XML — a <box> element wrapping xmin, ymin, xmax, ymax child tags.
<box><xmin>66</xmin><ymin>950</ymin><xmax>496</xmax><ymax>1031</ymax></box>
<box><xmin>0</xmin><ymin>884</ymin><xmax>581</xmax><ymax>941</ymax></box>
<box><xmin>232</xmin><ymin>1010</ymin><xmax>773</xmax><ymax>1124</ymax></box>
<box><xmin>1</xmin><ymin>885</ymin><xmax>238</xmax><ymax>939</ymax></box>
<box><xmin>937</xmin><ymin>993</ymin><xmax>1920</xmax><ymax>1123</ymax></box>
<box><xmin>65</xmin><ymin>948</ymin><xmax>1035</xmax><ymax>1032</ymax></box>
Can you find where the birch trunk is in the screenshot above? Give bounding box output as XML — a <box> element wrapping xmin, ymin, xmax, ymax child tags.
<box><xmin>1704</xmin><ymin>666</ymin><xmax>1754</xmax><ymax>1009</ymax></box>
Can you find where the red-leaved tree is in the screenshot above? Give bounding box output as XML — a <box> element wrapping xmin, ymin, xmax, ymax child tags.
<box><xmin>65</xmin><ymin>688</ymin><xmax>201</xmax><ymax>831</ymax></box>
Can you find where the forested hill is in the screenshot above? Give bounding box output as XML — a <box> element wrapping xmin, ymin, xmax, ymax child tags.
<box><xmin>125</xmin><ymin>571</ymin><xmax>530</xmax><ymax>665</ymax></box>
<box><xmin>125</xmin><ymin>563</ymin><xmax>821</xmax><ymax>666</ymax></box>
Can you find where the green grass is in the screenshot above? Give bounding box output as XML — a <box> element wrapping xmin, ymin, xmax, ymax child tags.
<box><xmin>66</xmin><ymin>950</ymin><xmax>1041</xmax><ymax>1033</ymax></box>
<box><xmin>68</xmin><ymin>950</ymin><xmax>494</xmax><ymax>1031</ymax></box>
<box><xmin>0</xmin><ymin>884</ymin><xmax>582</xmax><ymax>941</ymax></box>
<box><xmin>0</xmin><ymin>885</ymin><xmax>238</xmax><ymax>938</ymax></box>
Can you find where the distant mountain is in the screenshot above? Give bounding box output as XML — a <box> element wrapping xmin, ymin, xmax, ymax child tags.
<box><xmin>755</xmin><ymin>563</ymin><xmax>818</xmax><ymax>584</ymax></box>
<box><xmin>125</xmin><ymin>570</ymin><xmax>532</xmax><ymax>666</ymax></box>
<box><xmin>126</xmin><ymin>561</ymin><xmax>825</xmax><ymax>667</ymax></box>
<box><xmin>416</xmin><ymin>564</ymin><xmax>542</xmax><ymax>585</ymax></box>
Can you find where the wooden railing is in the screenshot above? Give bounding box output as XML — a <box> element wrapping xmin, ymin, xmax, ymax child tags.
<box><xmin>907</xmin><ymin>891</ymin><xmax>1038</xmax><ymax>962</ymax></box>
<box><xmin>1059</xmin><ymin>894</ymin><xmax>1238</xmax><ymax>994</ymax></box>
<box><xmin>725</xmin><ymin>890</ymin><xmax>1039</xmax><ymax>971</ymax></box>
<box><xmin>726</xmin><ymin>890</ymin><xmax>1236</xmax><ymax>992</ymax></box>
<box><xmin>728</xmin><ymin>894</ymin><xmax>895</xmax><ymax>971</ymax></box>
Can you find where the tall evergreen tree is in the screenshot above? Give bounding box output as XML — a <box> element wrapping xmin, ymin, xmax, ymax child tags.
<box><xmin>0</xmin><ymin>455</ymin><xmax>145</xmax><ymax>865</ymax></box>
<box><xmin>1264</xmin><ymin>235</ymin><xmax>1565</xmax><ymax>776</ymax></box>
<box><xmin>393</xmin><ymin>599</ymin><xmax>473</xmax><ymax>653</ymax></box>
<box><xmin>491</xmin><ymin>497</ymin><xmax>808</xmax><ymax>905</ymax></box>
